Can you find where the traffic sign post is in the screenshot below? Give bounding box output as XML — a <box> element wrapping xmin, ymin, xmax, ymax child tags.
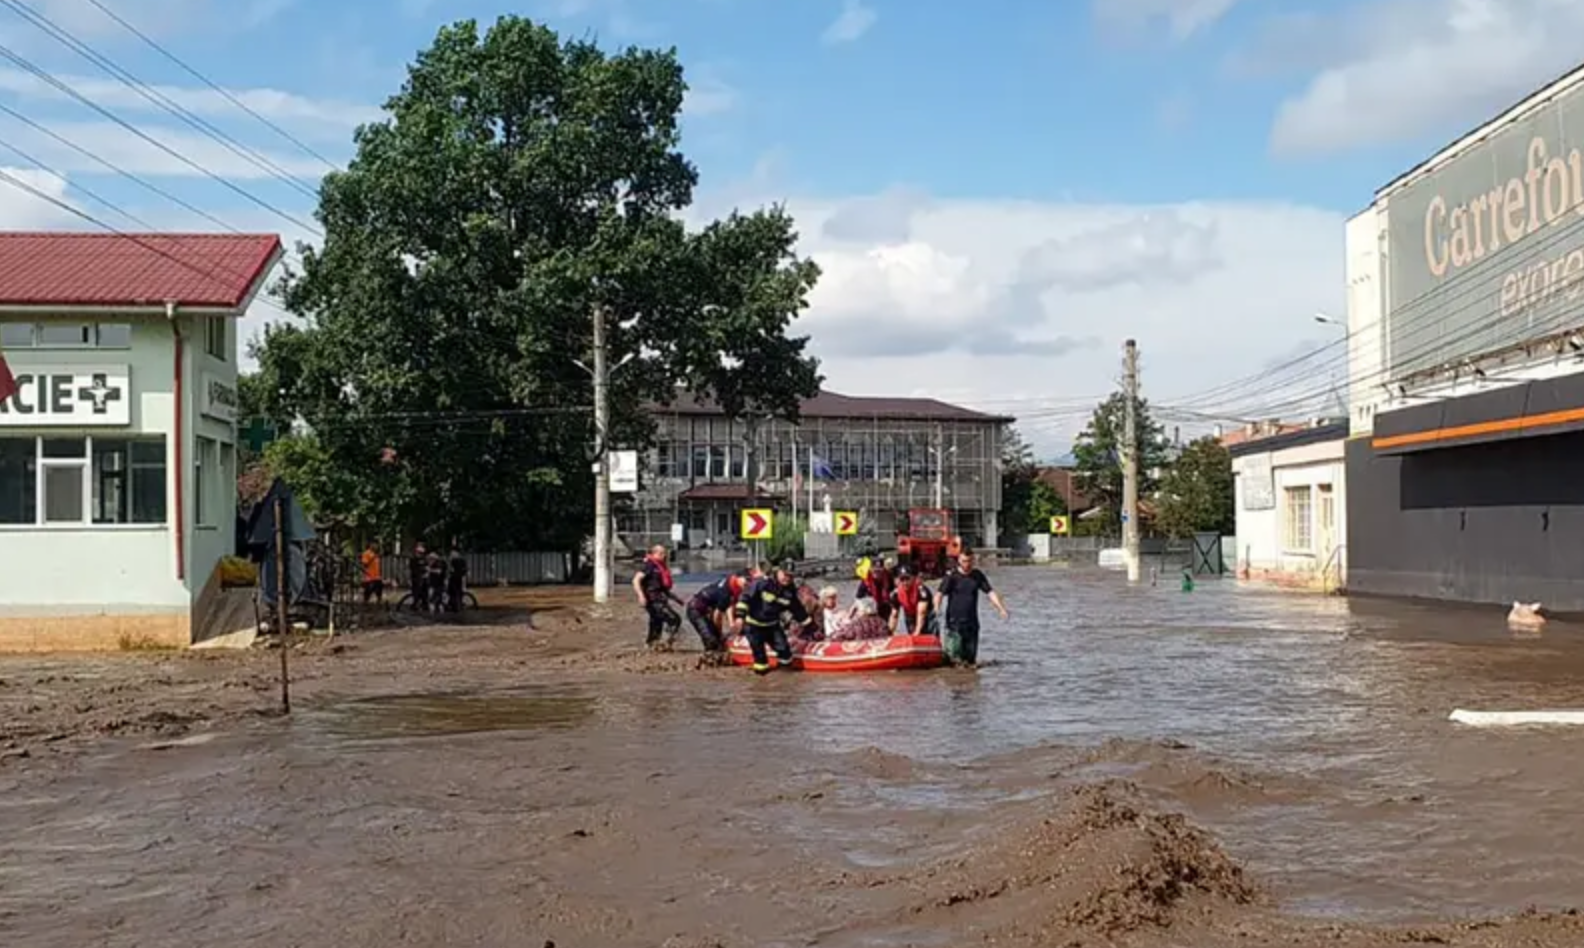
<box><xmin>834</xmin><ymin>511</ymin><xmax>858</xmax><ymax>536</ymax></box>
<box><xmin>1049</xmin><ymin>515</ymin><xmax>1070</xmax><ymax>536</ymax></box>
<box><xmin>741</xmin><ymin>508</ymin><xmax>774</xmax><ymax>541</ymax></box>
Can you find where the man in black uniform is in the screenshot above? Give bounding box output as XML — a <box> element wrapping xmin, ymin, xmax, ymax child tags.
<box><xmin>936</xmin><ymin>548</ymin><xmax>1008</xmax><ymax>666</ymax></box>
<box><xmin>424</xmin><ymin>549</ymin><xmax>448</xmax><ymax>614</ymax></box>
<box><xmin>686</xmin><ymin>565</ymin><xmax>759</xmax><ymax>656</ymax></box>
<box><xmin>733</xmin><ymin>561</ymin><xmax>811</xmax><ymax>674</ymax></box>
<box><xmin>631</xmin><ymin>544</ymin><xmax>684</xmax><ymax>648</ymax></box>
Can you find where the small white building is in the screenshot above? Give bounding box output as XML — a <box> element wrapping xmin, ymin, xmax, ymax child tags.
<box><xmin>0</xmin><ymin>231</ymin><xmax>282</xmax><ymax>650</ymax></box>
<box><xmin>1228</xmin><ymin>421</ymin><xmax>1348</xmax><ymax>591</ymax></box>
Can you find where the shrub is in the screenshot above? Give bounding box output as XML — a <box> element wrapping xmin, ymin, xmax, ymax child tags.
<box><xmin>219</xmin><ymin>555</ymin><xmax>258</xmax><ymax>588</ymax></box>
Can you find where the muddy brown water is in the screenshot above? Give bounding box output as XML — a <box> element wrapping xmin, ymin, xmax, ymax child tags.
<box><xmin>4</xmin><ymin>567</ymin><xmax>1584</xmax><ymax>946</ymax></box>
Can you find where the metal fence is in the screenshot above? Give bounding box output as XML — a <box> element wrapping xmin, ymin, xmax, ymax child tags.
<box><xmin>380</xmin><ymin>551</ymin><xmax>572</xmax><ymax>587</ymax></box>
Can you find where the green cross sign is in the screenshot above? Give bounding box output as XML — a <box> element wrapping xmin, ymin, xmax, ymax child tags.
<box><xmin>241</xmin><ymin>416</ymin><xmax>277</xmax><ymax>453</ymax></box>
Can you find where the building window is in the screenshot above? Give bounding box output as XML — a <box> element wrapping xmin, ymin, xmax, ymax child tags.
<box><xmin>708</xmin><ymin>445</ymin><xmax>727</xmax><ymax>479</ymax></box>
<box><xmin>0</xmin><ymin>323</ymin><xmax>32</xmax><ymax>348</ymax></box>
<box><xmin>690</xmin><ymin>445</ymin><xmax>707</xmax><ymax>478</ymax></box>
<box><xmin>0</xmin><ymin>436</ymin><xmax>168</xmax><ymax>526</ymax></box>
<box><xmin>95</xmin><ymin>323</ymin><xmax>132</xmax><ymax>348</ymax></box>
<box><xmin>655</xmin><ymin>443</ymin><xmax>677</xmax><ymax>478</ymax></box>
<box><xmin>0</xmin><ymin>438</ymin><xmax>37</xmax><ymax>523</ymax></box>
<box><xmin>1317</xmin><ymin>483</ymin><xmax>1335</xmax><ymax>538</ymax></box>
<box><xmin>1</xmin><ymin>321</ymin><xmax>133</xmax><ymax>348</ymax></box>
<box><xmin>91</xmin><ymin>438</ymin><xmax>168</xmax><ymax>523</ymax></box>
<box><xmin>729</xmin><ymin>446</ymin><xmax>745</xmax><ymax>479</ymax></box>
<box><xmin>40</xmin><ymin>437</ymin><xmax>86</xmax><ymax>523</ymax></box>
<box><xmin>195</xmin><ymin>436</ymin><xmax>217</xmax><ymax>526</ymax></box>
<box><xmin>203</xmin><ymin>316</ymin><xmax>226</xmax><ymax>360</ymax></box>
<box><xmin>38</xmin><ymin>323</ymin><xmax>92</xmax><ymax>347</ymax></box>
<box><xmin>1283</xmin><ymin>485</ymin><xmax>1313</xmax><ymax>553</ymax></box>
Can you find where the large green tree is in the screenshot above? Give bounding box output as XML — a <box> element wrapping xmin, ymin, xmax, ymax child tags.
<box><xmin>257</xmin><ymin>17</ymin><xmax>821</xmax><ymax>548</ymax></box>
<box><xmin>999</xmin><ymin>427</ymin><xmax>1067</xmax><ymax>535</ymax></box>
<box><xmin>1070</xmin><ymin>392</ymin><xmax>1169</xmax><ymax>537</ymax></box>
<box><xmin>1155</xmin><ymin>436</ymin><xmax>1234</xmax><ymax>538</ymax></box>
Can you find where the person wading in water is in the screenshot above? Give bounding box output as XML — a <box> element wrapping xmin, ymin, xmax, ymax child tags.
<box><xmin>632</xmin><ymin>545</ymin><xmax>684</xmax><ymax>649</ymax></box>
<box><xmin>936</xmin><ymin>548</ymin><xmax>1008</xmax><ymax>666</ymax></box>
<box><xmin>733</xmin><ymin>561</ymin><xmax>811</xmax><ymax>674</ymax></box>
<box><xmin>685</xmin><ymin>565</ymin><xmax>760</xmax><ymax>660</ymax></box>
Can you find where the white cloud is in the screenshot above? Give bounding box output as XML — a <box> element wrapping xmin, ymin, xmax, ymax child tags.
<box><xmin>1268</xmin><ymin>0</ymin><xmax>1584</xmax><ymax>155</ymax></box>
<box><xmin>692</xmin><ymin>184</ymin><xmax>1345</xmax><ymax>454</ymax></box>
<box><xmin>1093</xmin><ymin>0</ymin><xmax>1245</xmax><ymax>40</ymax></box>
<box><xmin>682</xmin><ymin>77</ymin><xmax>737</xmax><ymax>117</ymax></box>
<box><xmin>0</xmin><ymin>68</ymin><xmax>380</xmax><ymax>134</ymax></box>
<box><xmin>0</xmin><ymin>166</ymin><xmax>83</xmax><ymax>227</ymax></box>
<box><xmin>821</xmin><ymin>0</ymin><xmax>876</xmax><ymax>45</ymax></box>
<box><xmin>2</xmin><ymin>119</ymin><xmax>329</xmax><ymax>180</ymax></box>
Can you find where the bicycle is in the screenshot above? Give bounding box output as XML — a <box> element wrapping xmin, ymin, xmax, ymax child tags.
<box><xmin>395</xmin><ymin>586</ymin><xmax>480</xmax><ymax>613</ymax></box>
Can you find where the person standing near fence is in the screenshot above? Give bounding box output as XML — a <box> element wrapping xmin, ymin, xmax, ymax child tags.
<box><xmin>360</xmin><ymin>542</ymin><xmax>384</xmax><ymax>603</ymax></box>
<box><xmin>446</xmin><ymin>542</ymin><xmax>468</xmax><ymax>612</ymax></box>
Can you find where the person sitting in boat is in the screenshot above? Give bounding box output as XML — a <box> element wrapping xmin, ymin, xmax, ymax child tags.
<box><xmin>853</xmin><ymin>555</ymin><xmax>896</xmax><ymax>622</ymax></box>
<box><xmin>888</xmin><ymin>564</ymin><xmax>939</xmax><ymax>637</ymax></box>
<box><xmin>823</xmin><ymin>587</ymin><xmax>890</xmax><ymax>642</ymax></box>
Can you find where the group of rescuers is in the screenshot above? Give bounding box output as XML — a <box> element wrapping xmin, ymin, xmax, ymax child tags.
<box><xmin>631</xmin><ymin>545</ymin><xmax>1009</xmax><ymax>674</ymax></box>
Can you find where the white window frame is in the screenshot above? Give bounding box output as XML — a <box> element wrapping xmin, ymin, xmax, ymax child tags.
<box><xmin>1283</xmin><ymin>485</ymin><xmax>1313</xmax><ymax>555</ymax></box>
<box><xmin>1316</xmin><ymin>483</ymin><xmax>1335</xmax><ymax>536</ymax></box>
<box><xmin>0</xmin><ymin>435</ymin><xmax>168</xmax><ymax>529</ymax></box>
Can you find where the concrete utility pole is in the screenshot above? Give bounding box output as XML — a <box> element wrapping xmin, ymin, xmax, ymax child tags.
<box><xmin>592</xmin><ymin>303</ymin><xmax>612</xmax><ymax>603</ymax></box>
<box><xmin>1122</xmin><ymin>339</ymin><xmax>1141</xmax><ymax>583</ymax></box>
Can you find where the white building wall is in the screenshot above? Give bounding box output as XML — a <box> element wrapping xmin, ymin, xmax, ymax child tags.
<box><xmin>0</xmin><ymin>312</ymin><xmax>238</xmax><ymax>618</ymax></box>
<box><xmin>1232</xmin><ymin>438</ymin><xmax>1347</xmax><ymax>588</ymax></box>
<box><xmin>1346</xmin><ymin>206</ymin><xmax>1387</xmax><ymax>435</ymax></box>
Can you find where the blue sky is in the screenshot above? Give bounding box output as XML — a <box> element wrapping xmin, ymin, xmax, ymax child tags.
<box><xmin>1</xmin><ymin>0</ymin><xmax>1580</xmax><ymax>455</ymax></box>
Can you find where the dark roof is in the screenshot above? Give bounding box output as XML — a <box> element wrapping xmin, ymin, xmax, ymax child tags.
<box><xmin>0</xmin><ymin>232</ymin><xmax>283</xmax><ymax>310</ymax></box>
<box><xmin>1226</xmin><ymin>421</ymin><xmax>1349</xmax><ymax>459</ymax></box>
<box><xmin>650</xmin><ymin>389</ymin><xmax>1014</xmax><ymax>423</ymax></box>
<box><xmin>1376</xmin><ymin>61</ymin><xmax>1584</xmax><ymax>198</ymax></box>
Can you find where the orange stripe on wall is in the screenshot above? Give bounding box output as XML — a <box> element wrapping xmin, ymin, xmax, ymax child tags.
<box><xmin>1372</xmin><ymin>405</ymin><xmax>1584</xmax><ymax>449</ymax></box>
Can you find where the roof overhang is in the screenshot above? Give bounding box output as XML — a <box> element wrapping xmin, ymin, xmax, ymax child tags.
<box><xmin>1371</xmin><ymin>372</ymin><xmax>1584</xmax><ymax>454</ymax></box>
<box><xmin>0</xmin><ymin>302</ymin><xmax>243</xmax><ymax>317</ymax></box>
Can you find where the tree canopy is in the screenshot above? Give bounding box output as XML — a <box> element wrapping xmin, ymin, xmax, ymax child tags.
<box><xmin>254</xmin><ymin>16</ymin><xmax>822</xmax><ymax>547</ymax></box>
<box><xmin>1155</xmin><ymin>436</ymin><xmax>1234</xmax><ymax>538</ymax></box>
<box><xmin>1070</xmin><ymin>392</ymin><xmax>1170</xmax><ymax>536</ymax></box>
<box><xmin>999</xmin><ymin>427</ymin><xmax>1067</xmax><ymax>535</ymax></box>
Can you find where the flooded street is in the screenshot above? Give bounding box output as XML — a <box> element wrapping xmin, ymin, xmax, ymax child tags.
<box><xmin>5</xmin><ymin>568</ymin><xmax>1584</xmax><ymax>946</ymax></box>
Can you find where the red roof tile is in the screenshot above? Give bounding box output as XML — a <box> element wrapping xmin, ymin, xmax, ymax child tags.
<box><xmin>0</xmin><ymin>232</ymin><xmax>283</xmax><ymax>310</ymax></box>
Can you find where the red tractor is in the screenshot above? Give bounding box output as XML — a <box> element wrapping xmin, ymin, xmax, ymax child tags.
<box><xmin>895</xmin><ymin>508</ymin><xmax>962</xmax><ymax>579</ymax></box>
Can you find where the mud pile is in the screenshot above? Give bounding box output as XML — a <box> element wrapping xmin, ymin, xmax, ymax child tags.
<box><xmin>852</xmin><ymin>779</ymin><xmax>1257</xmax><ymax>942</ymax></box>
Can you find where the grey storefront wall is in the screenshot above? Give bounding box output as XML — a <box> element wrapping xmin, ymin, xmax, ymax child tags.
<box><xmin>1346</xmin><ymin>371</ymin><xmax>1584</xmax><ymax>610</ymax></box>
<box><xmin>617</xmin><ymin>407</ymin><xmax>1007</xmax><ymax>555</ymax></box>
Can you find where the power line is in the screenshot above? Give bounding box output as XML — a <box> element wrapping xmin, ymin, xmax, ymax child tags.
<box><xmin>79</xmin><ymin>0</ymin><xmax>341</xmax><ymax>172</ymax></box>
<box><xmin>0</xmin><ymin>38</ymin><xmax>322</xmax><ymax>237</ymax></box>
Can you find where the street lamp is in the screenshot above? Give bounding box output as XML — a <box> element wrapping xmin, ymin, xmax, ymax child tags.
<box><xmin>1314</xmin><ymin>312</ymin><xmax>1343</xmax><ymax>327</ymax></box>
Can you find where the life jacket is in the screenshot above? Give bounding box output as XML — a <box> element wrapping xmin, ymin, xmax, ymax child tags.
<box><xmin>895</xmin><ymin>578</ymin><xmax>927</xmax><ymax>619</ymax></box>
<box><xmin>642</xmin><ymin>555</ymin><xmax>673</xmax><ymax>598</ymax></box>
<box><xmin>862</xmin><ymin>567</ymin><xmax>893</xmax><ymax>603</ymax></box>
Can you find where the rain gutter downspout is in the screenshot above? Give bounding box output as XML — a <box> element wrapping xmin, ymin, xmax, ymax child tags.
<box><xmin>168</xmin><ymin>301</ymin><xmax>184</xmax><ymax>581</ymax></box>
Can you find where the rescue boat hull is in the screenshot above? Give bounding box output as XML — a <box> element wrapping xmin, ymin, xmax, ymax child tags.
<box><xmin>725</xmin><ymin>633</ymin><xmax>946</xmax><ymax>672</ymax></box>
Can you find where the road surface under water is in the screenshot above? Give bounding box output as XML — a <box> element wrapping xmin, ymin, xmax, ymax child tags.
<box><xmin>4</xmin><ymin>567</ymin><xmax>1584</xmax><ymax>946</ymax></box>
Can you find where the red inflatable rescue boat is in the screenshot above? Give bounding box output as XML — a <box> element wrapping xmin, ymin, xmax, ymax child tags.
<box><xmin>725</xmin><ymin>633</ymin><xmax>945</xmax><ymax>673</ymax></box>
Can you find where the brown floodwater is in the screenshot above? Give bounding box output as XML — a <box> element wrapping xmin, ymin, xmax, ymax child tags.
<box><xmin>4</xmin><ymin>567</ymin><xmax>1584</xmax><ymax>947</ymax></box>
